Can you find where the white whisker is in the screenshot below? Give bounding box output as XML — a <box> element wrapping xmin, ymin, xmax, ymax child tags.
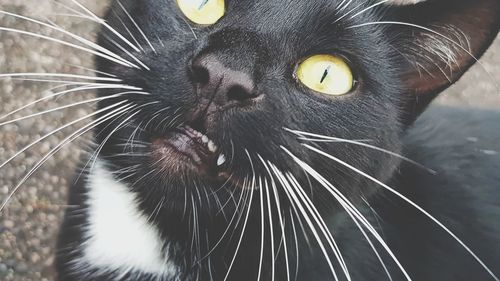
<box><xmin>285</xmin><ymin>128</ymin><xmax>436</xmax><ymax>174</ymax></box>
<box><xmin>281</xmin><ymin>147</ymin><xmax>412</xmax><ymax>281</ymax></box>
<box><xmin>302</xmin><ymin>144</ymin><xmax>499</xmax><ymax>281</ymax></box>
<box><xmin>116</xmin><ymin>0</ymin><xmax>157</xmax><ymax>54</ymax></box>
<box><xmin>0</xmin><ymin>85</ymin><xmax>143</xmax><ymax>121</ymax></box>
<box><xmin>222</xmin><ymin>163</ymin><xmax>256</xmax><ymax>281</ymax></box>
<box><xmin>70</xmin><ymin>0</ymin><xmax>141</xmax><ymax>53</ymax></box>
<box><xmin>0</xmin><ymin>102</ymin><xmax>134</xmax><ymax>211</ymax></box>
<box><xmin>0</xmin><ymin>93</ymin><xmax>131</xmax><ymax>127</ymax></box>
<box><xmin>0</xmin><ymin>26</ymin><xmax>139</xmax><ymax>68</ymax></box>
<box><xmin>269</xmin><ymin>164</ymin><xmax>340</xmax><ymax>281</ymax></box>
<box><xmin>0</xmin><ymin>10</ymin><xmax>141</xmax><ymax>68</ymax></box>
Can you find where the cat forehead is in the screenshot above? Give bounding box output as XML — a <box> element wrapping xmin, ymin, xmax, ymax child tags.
<box><xmin>167</xmin><ymin>0</ymin><xmax>373</xmax><ymax>36</ymax></box>
<box><xmin>147</xmin><ymin>0</ymin><xmax>372</xmax><ymax>26</ymax></box>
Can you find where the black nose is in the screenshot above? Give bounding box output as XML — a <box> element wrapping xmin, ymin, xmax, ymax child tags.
<box><xmin>191</xmin><ymin>55</ymin><xmax>258</xmax><ymax>105</ymax></box>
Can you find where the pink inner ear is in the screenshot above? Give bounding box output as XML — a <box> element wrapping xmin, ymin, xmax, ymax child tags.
<box><xmin>385</xmin><ymin>0</ymin><xmax>427</xmax><ymax>5</ymax></box>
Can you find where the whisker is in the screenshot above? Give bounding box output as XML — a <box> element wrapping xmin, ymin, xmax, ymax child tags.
<box><xmin>347</xmin><ymin>0</ymin><xmax>391</xmax><ymax>21</ymax></box>
<box><xmin>116</xmin><ymin>0</ymin><xmax>157</xmax><ymax>54</ymax></box>
<box><xmin>259</xmin><ymin>156</ymin><xmax>291</xmax><ymax>281</ymax></box>
<box><xmin>289</xmin><ymin>210</ymin><xmax>300</xmax><ymax>281</ymax></box>
<box><xmin>64</xmin><ymin>63</ymin><xmax>118</xmax><ymax>78</ymax></box>
<box><xmin>0</xmin><ymin>73</ymin><xmax>121</xmax><ymax>82</ymax></box>
<box><xmin>286</xmin><ymin>172</ymin><xmax>393</xmax><ymax>281</ymax></box>
<box><xmin>0</xmin><ymin>10</ymin><xmax>140</xmax><ymax>68</ymax></box>
<box><xmin>0</xmin><ymin>102</ymin><xmax>134</xmax><ymax>211</ymax></box>
<box><xmin>264</xmin><ymin>179</ymin><xmax>276</xmax><ymax>281</ymax></box>
<box><xmin>269</xmin><ymin>164</ymin><xmax>340</xmax><ymax>281</ymax></box>
<box><xmin>0</xmin><ymin>100</ymin><xmax>129</xmax><ymax>171</ymax></box>
<box><xmin>0</xmin><ymin>93</ymin><xmax>131</xmax><ymax>127</ymax></box>
<box><xmin>222</xmin><ymin>150</ymin><xmax>256</xmax><ymax>281</ymax></box>
<box><xmin>102</xmin><ymin>34</ymin><xmax>151</xmax><ymax>70</ymax></box>
<box><xmin>286</xmin><ymin>128</ymin><xmax>436</xmax><ymax>174</ymax></box>
<box><xmin>111</xmin><ymin>9</ymin><xmax>145</xmax><ymax>53</ymax></box>
<box><xmin>257</xmin><ymin>176</ymin><xmax>266</xmax><ymax>281</ymax></box>
<box><xmin>69</xmin><ymin>0</ymin><xmax>142</xmax><ymax>53</ymax></box>
<box><xmin>196</xmin><ymin>179</ymin><xmax>247</xmax><ymax>264</ymax></box>
<box><xmin>0</xmin><ymin>85</ymin><xmax>144</xmax><ymax>121</ymax></box>
<box><xmin>334</xmin><ymin>2</ymin><xmax>365</xmax><ymax>24</ymax></box>
<box><xmin>0</xmin><ymin>26</ymin><xmax>139</xmax><ymax>68</ymax></box>
<box><xmin>281</xmin><ymin>149</ymin><xmax>411</xmax><ymax>281</ymax></box>
<box><xmin>302</xmin><ymin>144</ymin><xmax>499</xmax><ymax>281</ymax></box>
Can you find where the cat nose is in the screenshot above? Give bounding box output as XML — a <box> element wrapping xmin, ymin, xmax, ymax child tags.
<box><xmin>191</xmin><ymin>55</ymin><xmax>258</xmax><ymax>105</ymax></box>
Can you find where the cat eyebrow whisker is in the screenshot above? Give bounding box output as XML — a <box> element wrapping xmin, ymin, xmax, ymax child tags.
<box><xmin>347</xmin><ymin>0</ymin><xmax>392</xmax><ymax>22</ymax></box>
<box><xmin>281</xmin><ymin>147</ymin><xmax>411</xmax><ymax>281</ymax></box>
<box><xmin>301</xmin><ymin>144</ymin><xmax>500</xmax><ymax>281</ymax></box>
<box><xmin>347</xmin><ymin>21</ymin><xmax>500</xmax><ymax>92</ymax></box>
<box><xmin>0</xmin><ymin>102</ymin><xmax>135</xmax><ymax>212</ymax></box>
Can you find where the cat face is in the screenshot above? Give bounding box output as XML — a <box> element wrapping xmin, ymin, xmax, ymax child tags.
<box><xmin>93</xmin><ymin>0</ymin><xmax>499</xmax><ymax>213</ymax></box>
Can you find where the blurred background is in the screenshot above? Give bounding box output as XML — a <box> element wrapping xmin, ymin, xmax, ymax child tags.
<box><xmin>0</xmin><ymin>1</ymin><xmax>498</xmax><ymax>280</ymax></box>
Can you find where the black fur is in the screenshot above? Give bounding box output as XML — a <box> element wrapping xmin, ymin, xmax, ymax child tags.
<box><xmin>56</xmin><ymin>0</ymin><xmax>500</xmax><ymax>280</ymax></box>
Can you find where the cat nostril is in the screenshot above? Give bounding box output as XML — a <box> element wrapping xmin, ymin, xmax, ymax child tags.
<box><xmin>226</xmin><ymin>85</ymin><xmax>257</xmax><ymax>102</ymax></box>
<box><xmin>191</xmin><ymin>64</ymin><xmax>210</xmax><ymax>85</ymax></box>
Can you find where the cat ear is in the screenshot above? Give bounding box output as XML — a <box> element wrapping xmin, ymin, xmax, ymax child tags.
<box><xmin>386</xmin><ymin>0</ymin><xmax>500</xmax><ymax>117</ymax></box>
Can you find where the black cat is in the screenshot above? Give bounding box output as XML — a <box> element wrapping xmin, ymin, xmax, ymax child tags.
<box><xmin>55</xmin><ymin>0</ymin><xmax>500</xmax><ymax>280</ymax></box>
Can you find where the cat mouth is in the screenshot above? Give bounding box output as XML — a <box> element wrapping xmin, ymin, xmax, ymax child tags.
<box><xmin>151</xmin><ymin>125</ymin><xmax>227</xmax><ymax>178</ymax></box>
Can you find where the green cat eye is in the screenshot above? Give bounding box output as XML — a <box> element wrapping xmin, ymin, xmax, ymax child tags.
<box><xmin>296</xmin><ymin>55</ymin><xmax>354</xmax><ymax>96</ymax></box>
<box><xmin>176</xmin><ymin>0</ymin><xmax>225</xmax><ymax>25</ymax></box>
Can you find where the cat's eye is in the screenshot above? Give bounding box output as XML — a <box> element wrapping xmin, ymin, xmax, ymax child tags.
<box><xmin>176</xmin><ymin>0</ymin><xmax>225</xmax><ymax>25</ymax></box>
<box><xmin>296</xmin><ymin>55</ymin><xmax>354</xmax><ymax>96</ymax></box>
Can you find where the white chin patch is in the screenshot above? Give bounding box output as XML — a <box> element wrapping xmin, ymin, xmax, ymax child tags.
<box><xmin>384</xmin><ymin>0</ymin><xmax>426</xmax><ymax>5</ymax></box>
<box><xmin>80</xmin><ymin>160</ymin><xmax>177</xmax><ymax>278</ymax></box>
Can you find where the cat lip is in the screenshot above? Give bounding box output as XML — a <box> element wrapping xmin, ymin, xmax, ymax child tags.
<box><xmin>151</xmin><ymin>126</ymin><xmax>227</xmax><ymax>175</ymax></box>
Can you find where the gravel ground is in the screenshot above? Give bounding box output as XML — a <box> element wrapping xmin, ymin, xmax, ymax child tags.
<box><xmin>0</xmin><ymin>1</ymin><xmax>498</xmax><ymax>280</ymax></box>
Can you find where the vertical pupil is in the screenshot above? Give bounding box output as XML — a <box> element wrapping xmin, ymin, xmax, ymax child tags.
<box><xmin>198</xmin><ymin>0</ymin><xmax>209</xmax><ymax>9</ymax></box>
<box><xmin>320</xmin><ymin>65</ymin><xmax>331</xmax><ymax>84</ymax></box>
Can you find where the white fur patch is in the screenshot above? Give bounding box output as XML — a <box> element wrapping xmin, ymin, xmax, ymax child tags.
<box><xmin>80</xmin><ymin>160</ymin><xmax>177</xmax><ymax>278</ymax></box>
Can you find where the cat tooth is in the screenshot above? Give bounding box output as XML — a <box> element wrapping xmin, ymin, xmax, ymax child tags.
<box><xmin>208</xmin><ymin>141</ymin><xmax>217</xmax><ymax>153</ymax></box>
<box><xmin>202</xmin><ymin>135</ymin><xmax>209</xmax><ymax>143</ymax></box>
<box><xmin>217</xmin><ymin>154</ymin><xmax>226</xmax><ymax>166</ymax></box>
